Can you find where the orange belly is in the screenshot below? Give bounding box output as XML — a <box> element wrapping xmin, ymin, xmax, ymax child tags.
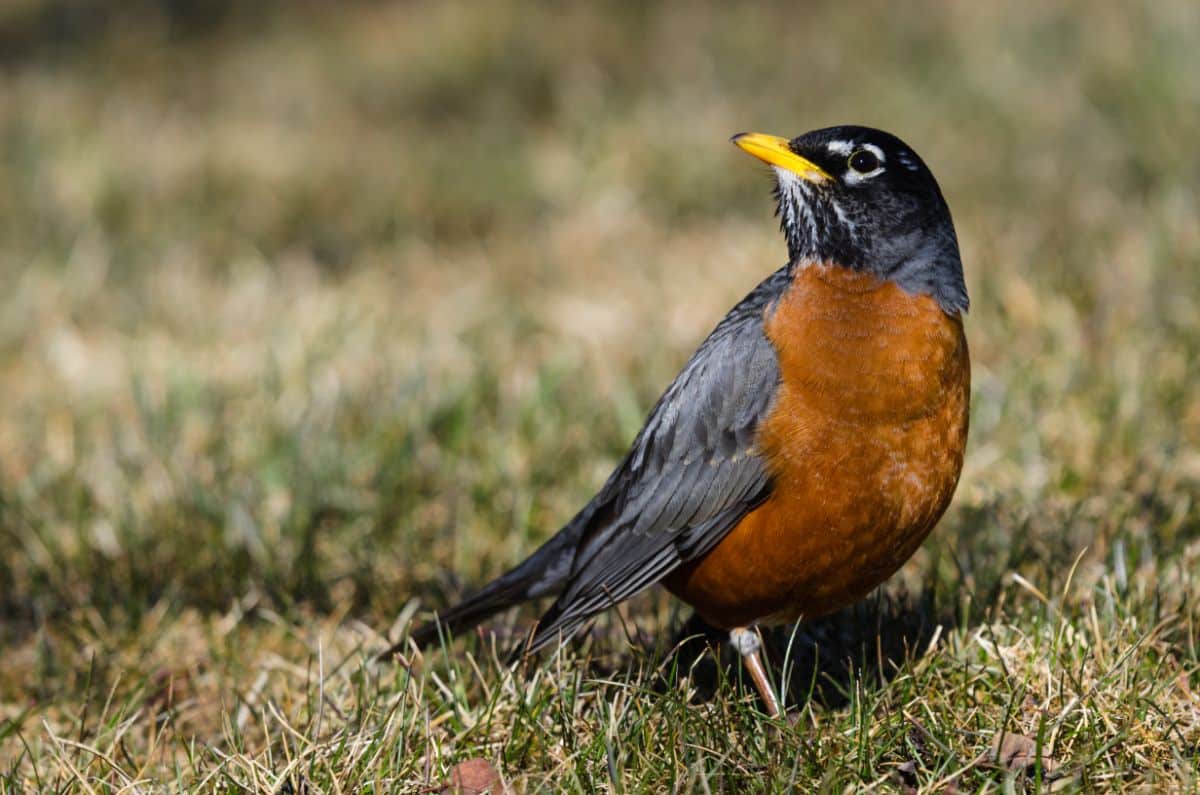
<box><xmin>665</xmin><ymin>264</ymin><xmax>970</xmax><ymax>628</ymax></box>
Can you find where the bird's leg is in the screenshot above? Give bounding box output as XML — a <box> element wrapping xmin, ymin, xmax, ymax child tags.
<box><xmin>729</xmin><ymin>627</ymin><xmax>781</xmax><ymax>718</ymax></box>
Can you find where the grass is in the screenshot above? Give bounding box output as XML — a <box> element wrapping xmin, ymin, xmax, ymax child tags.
<box><xmin>1</xmin><ymin>0</ymin><xmax>1199</xmax><ymax>790</ymax></box>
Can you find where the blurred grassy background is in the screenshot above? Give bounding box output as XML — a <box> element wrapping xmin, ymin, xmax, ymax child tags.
<box><xmin>1</xmin><ymin>0</ymin><xmax>1198</xmax><ymax>790</ymax></box>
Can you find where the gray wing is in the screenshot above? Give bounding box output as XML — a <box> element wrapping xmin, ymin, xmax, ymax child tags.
<box><xmin>525</xmin><ymin>267</ymin><xmax>789</xmax><ymax>651</ymax></box>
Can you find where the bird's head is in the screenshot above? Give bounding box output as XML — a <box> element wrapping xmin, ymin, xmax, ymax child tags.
<box><xmin>733</xmin><ymin>125</ymin><xmax>968</xmax><ymax>314</ymax></box>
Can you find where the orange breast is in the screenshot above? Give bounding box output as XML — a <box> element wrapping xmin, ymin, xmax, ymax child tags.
<box><xmin>665</xmin><ymin>264</ymin><xmax>970</xmax><ymax>628</ymax></box>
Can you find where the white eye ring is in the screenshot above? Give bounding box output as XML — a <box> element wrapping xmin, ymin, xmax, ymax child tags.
<box><xmin>843</xmin><ymin>143</ymin><xmax>886</xmax><ymax>184</ymax></box>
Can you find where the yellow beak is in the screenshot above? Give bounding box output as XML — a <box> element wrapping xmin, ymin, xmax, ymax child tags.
<box><xmin>731</xmin><ymin>132</ymin><xmax>831</xmax><ymax>182</ymax></box>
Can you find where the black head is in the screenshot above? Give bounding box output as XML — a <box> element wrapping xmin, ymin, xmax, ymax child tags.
<box><xmin>733</xmin><ymin>125</ymin><xmax>967</xmax><ymax>314</ymax></box>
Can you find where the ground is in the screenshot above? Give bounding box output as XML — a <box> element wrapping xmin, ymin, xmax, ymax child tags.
<box><xmin>1</xmin><ymin>1</ymin><xmax>1198</xmax><ymax>791</ymax></box>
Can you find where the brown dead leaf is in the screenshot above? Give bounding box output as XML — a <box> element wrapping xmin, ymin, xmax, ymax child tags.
<box><xmin>985</xmin><ymin>732</ymin><xmax>1059</xmax><ymax>775</ymax></box>
<box><xmin>892</xmin><ymin>759</ymin><xmax>919</xmax><ymax>794</ymax></box>
<box><xmin>440</xmin><ymin>758</ymin><xmax>506</xmax><ymax>795</ymax></box>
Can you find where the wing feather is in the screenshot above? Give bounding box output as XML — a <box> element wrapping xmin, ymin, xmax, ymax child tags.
<box><xmin>525</xmin><ymin>266</ymin><xmax>791</xmax><ymax>651</ymax></box>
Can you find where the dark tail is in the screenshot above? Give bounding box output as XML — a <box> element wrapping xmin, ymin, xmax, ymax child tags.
<box><xmin>377</xmin><ymin>510</ymin><xmax>590</xmax><ymax>661</ymax></box>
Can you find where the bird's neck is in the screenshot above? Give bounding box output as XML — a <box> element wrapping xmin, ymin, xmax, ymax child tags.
<box><xmin>776</xmin><ymin>188</ymin><xmax>969</xmax><ymax>316</ymax></box>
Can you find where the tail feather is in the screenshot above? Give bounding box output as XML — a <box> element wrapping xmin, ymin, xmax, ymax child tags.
<box><xmin>411</xmin><ymin>567</ymin><xmax>539</xmax><ymax>647</ymax></box>
<box><xmin>377</xmin><ymin>511</ymin><xmax>590</xmax><ymax>661</ymax></box>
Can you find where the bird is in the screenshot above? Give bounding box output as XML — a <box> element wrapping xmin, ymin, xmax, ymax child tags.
<box><xmin>381</xmin><ymin>125</ymin><xmax>970</xmax><ymax>718</ymax></box>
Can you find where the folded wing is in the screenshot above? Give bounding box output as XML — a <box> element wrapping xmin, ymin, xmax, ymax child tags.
<box><xmin>524</xmin><ymin>268</ymin><xmax>788</xmax><ymax>651</ymax></box>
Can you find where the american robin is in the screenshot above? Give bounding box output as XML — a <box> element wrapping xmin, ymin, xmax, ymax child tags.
<box><xmin>383</xmin><ymin>125</ymin><xmax>970</xmax><ymax>718</ymax></box>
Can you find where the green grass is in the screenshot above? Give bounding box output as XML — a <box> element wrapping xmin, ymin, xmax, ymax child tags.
<box><xmin>1</xmin><ymin>0</ymin><xmax>1199</xmax><ymax>790</ymax></box>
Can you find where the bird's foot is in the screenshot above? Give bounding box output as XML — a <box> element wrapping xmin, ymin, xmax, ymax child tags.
<box><xmin>729</xmin><ymin>627</ymin><xmax>782</xmax><ymax>718</ymax></box>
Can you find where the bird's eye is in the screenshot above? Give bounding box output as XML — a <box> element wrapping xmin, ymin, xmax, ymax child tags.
<box><xmin>848</xmin><ymin>149</ymin><xmax>880</xmax><ymax>174</ymax></box>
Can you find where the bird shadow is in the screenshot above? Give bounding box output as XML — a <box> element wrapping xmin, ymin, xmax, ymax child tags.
<box><xmin>400</xmin><ymin>580</ymin><xmax>945</xmax><ymax>717</ymax></box>
<box><xmin>651</xmin><ymin>585</ymin><xmax>941</xmax><ymax>712</ymax></box>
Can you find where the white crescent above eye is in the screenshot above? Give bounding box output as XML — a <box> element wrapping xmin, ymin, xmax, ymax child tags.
<box><xmin>826</xmin><ymin>139</ymin><xmax>855</xmax><ymax>156</ymax></box>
